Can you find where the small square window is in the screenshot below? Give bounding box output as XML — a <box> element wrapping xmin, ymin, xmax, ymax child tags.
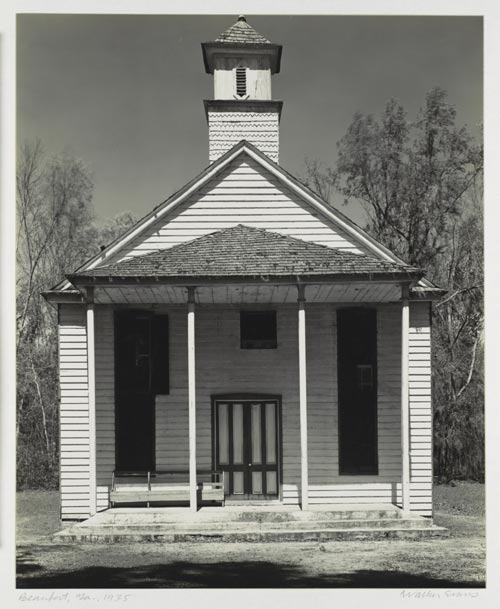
<box><xmin>240</xmin><ymin>311</ymin><xmax>277</xmax><ymax>349</ymax></box>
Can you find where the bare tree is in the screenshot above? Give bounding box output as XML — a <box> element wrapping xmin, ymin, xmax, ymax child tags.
<box><xmin>16</xmin><ymin>141</ymin><xmax>95</xmax><ymax>487</ymax></box>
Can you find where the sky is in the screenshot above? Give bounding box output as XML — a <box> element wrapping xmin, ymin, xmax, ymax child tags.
<box><xmin>17</xmin><ymin>14</ymin><xmax>483</xmax><ymax>227</ymax></box>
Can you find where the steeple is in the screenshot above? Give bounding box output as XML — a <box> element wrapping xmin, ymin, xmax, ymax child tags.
<box><xmin>202</xmin><ymin>16</ymin><xmax>283</xmax><ymax>163</ymax></box>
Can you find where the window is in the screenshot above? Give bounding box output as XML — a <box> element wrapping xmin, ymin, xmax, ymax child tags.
<box><xmin>235</xmin><ymin>66</ymin><xmax>247</xmax><ymax>97</ymax></box>
<box><xmin>337</xmin><ymin>308</ymin><xmax>378</xmax><ymax>475</ymax></box>
<box><xmin>115</xmin><ymin>310</ymin><xmax>169</xmax><ymax>395</ymax></box>
<box><xmin>240</xmin><ymin>311</ymin><xmax>277</xmax><ymax>349</ymax></box>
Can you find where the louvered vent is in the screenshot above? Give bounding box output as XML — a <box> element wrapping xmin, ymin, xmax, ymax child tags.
<box><xmin>236</xmin><ymin>66</ymin><xmax>247</xmax><ymax>96</ymax></box>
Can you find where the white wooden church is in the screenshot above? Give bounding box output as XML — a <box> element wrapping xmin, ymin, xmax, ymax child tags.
<box><xmin>45</xmin><ymin>17</ymin><xmax>445</xmax><ymax>536</ymax></box>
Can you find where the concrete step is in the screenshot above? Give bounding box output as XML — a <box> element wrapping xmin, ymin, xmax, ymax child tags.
<box><xmin>55</xmin><ymin>524</ymin><xmax>449</xmax><ymax>544</ymax></box>
<box><xmin>94</xmin><ymin>507</ymin><xmax>404</xmax><ymax>526</ymax></box>
<box><xmin>65</xmin><ymin>517</ymin><xmax>433</xmax><ymax>534</ymax></box>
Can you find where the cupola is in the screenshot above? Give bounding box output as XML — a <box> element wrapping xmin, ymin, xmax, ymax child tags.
<box><xmin>202</xmin><ymin>16</ymin><xmax>283</xmax><ymax>163</ymax></box>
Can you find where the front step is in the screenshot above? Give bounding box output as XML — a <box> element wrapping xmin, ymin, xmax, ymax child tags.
<box><xmin>87</xmin><ymin>506</ymin><xmax>404</xmax><ymax>526</ymax></box>
<box><xmin>62</xmin><ymin>517</ymin><xmax>433</xmax><ymax>533</ymax></box>
<box><xmin>55</xmin><ymin>504</ymin><xmax>448</xmax><ymax>543</ymax></box>
<box><xmin>55</xmin><ymin>524</ymin><xmax>449</xmax><ymax>543</ymax></box>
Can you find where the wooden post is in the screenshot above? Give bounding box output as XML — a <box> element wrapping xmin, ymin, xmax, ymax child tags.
<box><xmin>401</xmin><ymin>286</ymin><xmax>411</xmax><ymax>512</ymax></box>
<box><xmin>297</xmin><ymin>284</ymin><xmax>309</xmax><ymax>510</ymax></box>
<box><xmin>86</xmin><ymin>288</ymin><xmax>97</xmax><ymax>517</ymax></box>
<box><xmin>187</xmin><ymin>287</ymin><xmax>197</xmax><ymax>512</ymax></box>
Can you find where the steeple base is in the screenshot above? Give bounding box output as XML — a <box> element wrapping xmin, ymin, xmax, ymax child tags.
<box><xmin>204</xmin><ymin>100</ymin><xmax>283</xmax><ymax>163</ymax></box>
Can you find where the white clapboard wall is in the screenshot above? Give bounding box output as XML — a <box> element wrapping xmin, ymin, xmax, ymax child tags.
<box><xmin>58</xmin><ymin>301</ymin><xmax>433</xmax><ymax>519</ymax></box>
<box><xmin>110</xmin><ymin>155</ymin><xmax>369</xmax><ymax>265</ymax></box>
<box><xmin>58</xmin><ymin>305</ymin><xmax>90</xmax><ymax>520</ymax></box>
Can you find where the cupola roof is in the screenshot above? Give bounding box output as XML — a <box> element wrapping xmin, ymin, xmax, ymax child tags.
<box><xmin>214</xmin><ymin>15</ymin><xmax>271</xmax><ymax>45</ymax></box>
<box><xmin>202</xmin><ymin>16</ymin><xmax>282</xmax><ymax>74</ymax></box>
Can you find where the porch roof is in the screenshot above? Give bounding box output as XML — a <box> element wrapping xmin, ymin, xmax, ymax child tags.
<box><xmin>68</xmin><ymin>224</ymin><xmax>423</xmax><ymax>286</ymax></box>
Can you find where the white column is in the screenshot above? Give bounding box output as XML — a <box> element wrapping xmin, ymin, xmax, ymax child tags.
<box><xmin>187</xmin><ymin>287</ymin><xmax>198</xmax><ymax>512</ymax></box>
<box><xmin>401</xmin><ymin>286</ymin><xmax>411</xmax><ymax>512</ymax></box>
<box><xmin>86</xmin><ymin>288</ymin><xmax>97</xmax><ymax>517</ymax></box>
<box><xmin>298</xmin><ymin>285</ymin><xmax>309</xmax><ymax>510</ymax></box>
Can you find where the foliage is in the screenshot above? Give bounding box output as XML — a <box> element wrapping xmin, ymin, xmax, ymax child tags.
<box><xmin>432</xmin><ymin>193</ymin><xmax>484</xmax><ymax>481</ymax></box>
<box><xmin>303</xmin><ymin>88</ymin><xmax>484</xmax><ymax>481</ymax></box>
<box><xmin>16</xmin><ymin>140</ymin><xmax>137</xmax><ymax>489</ymax></box>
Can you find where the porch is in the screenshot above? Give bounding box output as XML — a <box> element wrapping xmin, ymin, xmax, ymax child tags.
<box><xmin>76</xmin><ymin>284</ymin><xmax>425</xmax><ymax>516</ymax></box>
<box><xmin>56</xmin><ymin>224</ymin><xmax>432</xmax><ymax>519</ymax></box>
<box><xmin>54</xmin><ymin>503</ymin><xmax>448</xmax><ymax>543</ymax></box>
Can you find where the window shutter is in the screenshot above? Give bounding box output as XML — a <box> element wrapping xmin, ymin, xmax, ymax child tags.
<box><xmin>337</xmin><ymin>308</ymin><xmax>378</xmax><ymax>475</ymax></box>
<box><xmin>152</xmin><ymin>314</ymin><xmax>169</xmax><ymax>394</ymax></box>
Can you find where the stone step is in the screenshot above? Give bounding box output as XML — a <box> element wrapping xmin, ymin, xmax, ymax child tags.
<box><xmin>55</xmin><ymin>525</ymin><xmax>449</xmax><ymax>544</ymax></box>
<box><xmin>68</xmin><ymin>517</ymin><xmax>433</xmax><ymax>534</ymax></box>
<box><xmin>96</xmin><ymin>507</ymin><xmax>403</xmax><ymax>526</ymax></box>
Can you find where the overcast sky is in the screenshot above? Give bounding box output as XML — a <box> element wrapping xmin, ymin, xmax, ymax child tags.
<box><xmin>17</xmin><ymin>14</ymin><xmax>483</xmax><ymax>226</ymax></box>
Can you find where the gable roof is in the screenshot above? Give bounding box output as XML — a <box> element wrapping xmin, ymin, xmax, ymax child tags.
<box><xmin>69</xmin><ymin>224</ymin><xmax>422</xmax><ymax>285</ymax></box>
<box><xmin>54</xmin><ymin>140</ymin><xmax>439</xmax><ymax>295</ymax></box>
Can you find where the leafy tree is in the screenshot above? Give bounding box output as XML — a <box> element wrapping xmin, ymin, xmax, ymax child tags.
<box><xmin>303</xmin><ymin>88</ymin><xmax>483</xmax><ymax>481</ymax></box>
<box><xmin>432</xmin><ymin>187</ymin><xmax>484</xmax><ymax>480</ymax></box>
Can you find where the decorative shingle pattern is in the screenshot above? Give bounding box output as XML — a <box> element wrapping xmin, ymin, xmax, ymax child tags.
<box><xmin>214</xmin><ymin>16</ymin><xmax>271</xmax><ymax>45</ymax></box>
<box><xmin>81</xmin><ymin>225</ymin><xmax>422</xmax><ymax>280</ymax></box>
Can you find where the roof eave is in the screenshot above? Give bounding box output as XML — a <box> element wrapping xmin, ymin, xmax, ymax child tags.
<box><xmin>42</xmin><ymin>289</ymin><xmax>86</xmax><ymax>304</ymax></box>
<box><xmin>203</xmin><ymin>99</ymin><xmax>283</xmax><ymax>122</ymax></box>
<box><xmin>201</xmin><ymin>41</ymin><xmax>282</xmax><ymax>74</ymax></box>
<box><xmin>410</xmin><ymin>285</ymin><xmax>448</xmax><ymax>301</ymax></box>
<box><xmin>67</xmin><ymin>270</ymin><xmax>423</xmax><ymax>287</ymax></box>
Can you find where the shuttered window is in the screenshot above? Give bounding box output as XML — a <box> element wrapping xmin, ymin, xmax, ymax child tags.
<box><xmin>236</xmin><ymin>66</ymin><xmax>247</xmax><ymax>97</ymax></box>
<box><xmin>152</xmin><ymin>314</ymin><xmax>169</xmax><ymax>394</ymax></box>
<box><xmin>115</xmin><ymin>310</ymin><xmax>169</xmax><ymax>396</ymax></box>
<box><xmin>337</xmin><ymin>308</ymin><xmax>378</xmax><ymax>475</ymax></box>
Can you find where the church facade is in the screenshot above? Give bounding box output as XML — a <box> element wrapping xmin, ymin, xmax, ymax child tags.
<box><xmin>45</xmin><ymin>17</ymin><xmax>443</xmax><ymax>522</ymax></box>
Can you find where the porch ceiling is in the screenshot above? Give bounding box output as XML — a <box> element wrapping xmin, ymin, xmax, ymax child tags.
<box><xmin>92</xmin><ymin>282</ymin><xmax>402</xmax><ymax>305</ymax></box>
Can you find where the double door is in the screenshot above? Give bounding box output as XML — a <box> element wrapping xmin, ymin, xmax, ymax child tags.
<box><xmin>214</xmin><ymin>398</ymin><xmax>280</xmax><ymax>500</ymax></box>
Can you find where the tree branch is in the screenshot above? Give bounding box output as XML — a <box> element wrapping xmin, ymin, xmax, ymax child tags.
<box><xmin>456</xmin><ymin>332</ymin><xmax>480</xmax><ymax>399</ymax></box>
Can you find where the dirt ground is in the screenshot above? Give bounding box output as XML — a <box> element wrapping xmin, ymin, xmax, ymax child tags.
<box><xmin>16</xmin><ymin>483</ymin><xmax>485</xmax><ymax>588</ymax></box>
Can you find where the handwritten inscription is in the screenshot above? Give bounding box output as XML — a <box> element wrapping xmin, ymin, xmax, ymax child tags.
<box><xmin>19</xmin><ymin>592</ymin><xmax>132</xmax><ymax>603</ymax></box>
<box><xmin>400</xmin><ymin>590</ymin><xmax>481</xmax><ymax>599</ymax></box>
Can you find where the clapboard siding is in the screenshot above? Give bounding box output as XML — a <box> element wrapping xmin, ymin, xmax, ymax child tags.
<box><xmin>58</xmin><ymin>304</ymin><xmax>90</xmax><ymax>519</ymax></box>
<box><xmin>152</xmin><ymin>304</ymin><xmax>407</xmax><ymax>506</ymax></box>
<box><xmin>409</xmin><ymin>302</ymin><xmax>433</xmax><ymax>516</ymax></box>
<box><xmin>85</xmin><ymin>301</ymin><xmax>433</xmax><ymax>516</ymax></box>
<box><xmin>112</xmin><ymin>157</ymin><xmax>368</xmax><ymax>264</ymax></box>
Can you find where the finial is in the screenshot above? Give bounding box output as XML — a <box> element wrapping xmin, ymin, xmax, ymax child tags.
<box><xmin>238</xmin><ymin>15</ymin><xmax>246</xmax><ymax>22</ymax></box>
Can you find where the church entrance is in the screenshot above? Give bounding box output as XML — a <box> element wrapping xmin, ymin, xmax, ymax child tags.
<box><xmin>212</xmin><ymin>396</ymin><xmax>281</xmax><ymax>501</ymax></box>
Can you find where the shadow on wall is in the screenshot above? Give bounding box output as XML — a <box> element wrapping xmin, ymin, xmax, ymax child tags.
<box><xmin>17</xmin><ymin>549</ymin><xmax>484</xmax><ymax>589</ymax></box>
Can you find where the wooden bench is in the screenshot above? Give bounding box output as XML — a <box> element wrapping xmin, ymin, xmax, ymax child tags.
<box><xmin>110</xmin><ymin>470</ymin><xmax>225</xmax><ymax>507</ymax></box>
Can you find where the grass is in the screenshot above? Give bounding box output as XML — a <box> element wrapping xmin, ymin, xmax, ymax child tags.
<box><xmin>434</xmin><ymin>481</ymin><xmax>485</xmax><ymax>516</ymax></box>
<box><xmin>16</xmin><ymin>483</ymin><xmax>485</xmax><ymax>588</ymax></box>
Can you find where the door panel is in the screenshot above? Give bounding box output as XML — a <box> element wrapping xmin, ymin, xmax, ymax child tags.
<box><xmin>214</xmin><ymin>399</ymin><xmax>280</xmax><ymax>499</ymax></box>
<box><xmin>115</xmin><ymin>311</ymin><xmax>155</xmax><ymax>471</ymax></box>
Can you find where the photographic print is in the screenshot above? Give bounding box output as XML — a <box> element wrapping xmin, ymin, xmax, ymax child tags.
<box><xmin>13</xmin><ymin>6</ymin><xmax>485</xmax><ymax>597</ymax></box>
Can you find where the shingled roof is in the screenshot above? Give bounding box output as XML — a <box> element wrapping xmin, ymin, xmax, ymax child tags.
<box><xmin>69</xmin><ymin>225</ymin><xmax>422</xmax><ymax>284</ymax></box>
<box><xmin>214</xmin><ymin>16</ymin><xmax>271</xmax><ymax>45</ymax></box>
